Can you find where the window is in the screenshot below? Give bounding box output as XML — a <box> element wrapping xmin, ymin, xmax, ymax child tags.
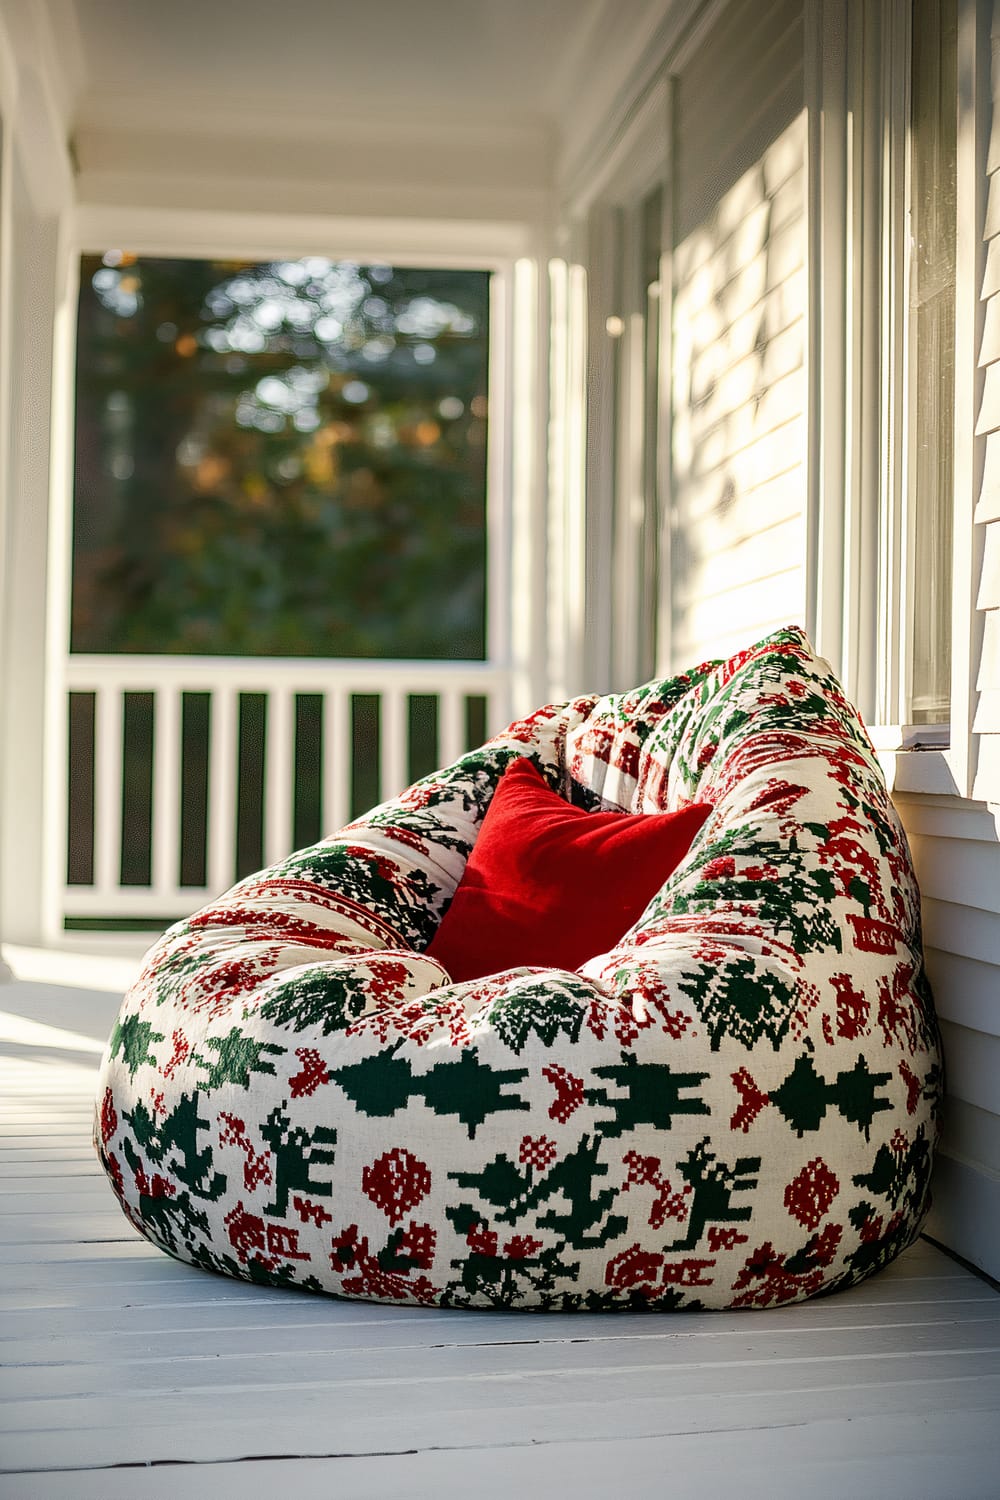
<box><xmin>839</xmin><ymin>0</ymin><xmax>960</xmax><ymax>748</ymax></box>
<box><xmin>71</xmin><ymin>255</ymin><xmax>491</xmax><ymax>661</ymax></box>
<box><xmin>907</xmin><ymin>0</ymin><xmax>958</xmax><ymax>725</ymax></box>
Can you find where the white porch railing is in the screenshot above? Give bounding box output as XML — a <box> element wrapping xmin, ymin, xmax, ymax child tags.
<box><xmin>58</xmin><ymin>655</ymin><xmax>510</xmax><ymax>930</ymax></box>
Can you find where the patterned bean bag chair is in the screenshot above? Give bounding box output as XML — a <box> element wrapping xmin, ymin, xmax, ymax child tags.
<box><xmin>95</xmin><ymin>626</ymin><xmax>942</xmax><ymax>1311</ymax></box>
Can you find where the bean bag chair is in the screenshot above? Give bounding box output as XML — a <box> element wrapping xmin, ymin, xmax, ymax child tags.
<box><xmin>94</xmin><ymin>626</ymin><xmax>942</xmax><ymax>1311</ymax></box>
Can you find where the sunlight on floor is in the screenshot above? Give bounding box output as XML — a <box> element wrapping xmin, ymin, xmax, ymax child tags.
<box><xmin>3</xmin><ymin>943</ymin><xmax>143</xmax><ymax>995</ymax></box>
<box><xmin>0</xmin><ymin>1009</ymin><xmax>107</xmax><ymax>1055</ymax></box>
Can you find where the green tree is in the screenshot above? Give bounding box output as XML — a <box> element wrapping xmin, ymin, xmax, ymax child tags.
<box><xmin>72</xmin><ymin>255</ymin><xmax>490</xmax><ymax>660</ymax></box>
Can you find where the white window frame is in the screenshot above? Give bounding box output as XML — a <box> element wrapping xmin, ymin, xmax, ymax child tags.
<box><xmin>806</xmin><ymin>0</ymin><xmax>985</xmax><ymax>800</ymax></box>
<box><xmin>64</xmin><ymin>202</ymin><xmax>530</xmax><ymax>670</ymax></box>
<box><xmin>42</xmin><ymin>203</ymin><xmax>541</xmax><ymax>943</ymax></box>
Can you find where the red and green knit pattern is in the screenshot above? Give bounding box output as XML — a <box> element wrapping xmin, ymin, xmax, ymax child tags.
<box><xmin>94</xmin><ymin>626</ymin><xmax>941</xmax><ymax>1310</ymax></box>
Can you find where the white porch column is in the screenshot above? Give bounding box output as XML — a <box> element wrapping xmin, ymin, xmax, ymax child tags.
<box><xmin>0</xmin><ymin>2</ymin><xmax>75</xmax><ymax>959</ymax></box>
<box><xmin>508</xmin><ymin>253</ymin><xmax>551</xmax><ymax>719</ymax></box>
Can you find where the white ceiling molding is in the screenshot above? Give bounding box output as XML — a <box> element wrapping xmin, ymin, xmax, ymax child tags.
<box><xmin>73</xmin><ymin>167</ymin><xmax>554</xmax><ymax>233</ymax></box>
<box><xmin>0</xmin><ymin>0</ymin><xmax>75</xmax><ymax>211</ymax></box>
<box><xmin>71</xmin><ymin>94</ymin><xmax>555</xmax><ymax>215</ymax></box>
<box><xmin>72</xmin><ymin>201</ymin><xmax>539</xmax><ymax>265</ymax></box>
<box><xmin>555</xmin><ymin>0</ymin><xmax>728</xmax><ymax>211</ymax></box>
<box><xmin>74</xmin><ymin>90</ymin><xmax>552</xmax><ymax>149</ymax></box>
<box><xmin>72</xmin><ymin>121</ymin><xmax>553</xmax><ymax>230</ymax></box>
<box><xmin>561</xmin><ymin>75</ymin><xmax>671</xmax><ymax>221</ymax></box>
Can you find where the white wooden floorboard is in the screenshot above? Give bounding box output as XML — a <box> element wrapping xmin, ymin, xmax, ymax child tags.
<box><xmin>2</xmin><ymin>1411</ymin><xmax>999</xmax><ymax>1500</ymax></box>
<box><xmin>2</xmin><ymin>977</ymin><xmax>999</xmax><ymax>1498</ymax></box>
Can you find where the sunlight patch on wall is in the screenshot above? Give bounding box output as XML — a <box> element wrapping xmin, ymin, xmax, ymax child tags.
<box><xmin>671</xmin><ymin>114</ymin><xmax>807</xmax><ymax>665</ymax></box>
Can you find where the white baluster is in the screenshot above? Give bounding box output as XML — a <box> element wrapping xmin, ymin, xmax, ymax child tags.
<box><xmin>265</xmin><ymin>687</ymin><xmax>295</xmax><ymax>867</ymax></box>
<box><xmin>207</xmin><ymin>686</ymin><xmax>238</xmax><ymax>896</ymax></box>
<box><xmin>440</xmin><ymin>688</ymin><xmax>465</xmax><ymax>766</ymax></box>
<box><xmin>93</xmin><ymin>686</ymin><xmax>123</xmax><ymax>901</ymax></box>
<box><xmin>323</xmin><ymin>688</ymin><xmax>350</xmax><ymax>833</ymax></box>
<box><xmin>152</xmin><ymin>685</ymin><xmax>182</xmax><ymax>899</ymax></box>
<box><xmin>379</xmin><ymin>687</ymin><xmax>407</xmax><ymax>803</ymax></box>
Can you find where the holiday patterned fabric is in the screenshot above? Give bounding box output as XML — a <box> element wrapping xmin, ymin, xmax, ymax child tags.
<box><xmin>94</xmin><ymin>626</ymin><xmax>942</xmax><ymax>1310</ymax></box>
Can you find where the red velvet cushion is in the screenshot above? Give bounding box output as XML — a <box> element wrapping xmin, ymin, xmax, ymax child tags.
<box><xmin>426</xmin><ymin>759</ymin><xmax>713</xmax><ymax>983</ymax></box>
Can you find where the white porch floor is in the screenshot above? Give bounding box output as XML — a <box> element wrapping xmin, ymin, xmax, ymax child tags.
<box><xmin>2</xmin><ymin>972</ymin><xmax>999</xmax><ymax>1500</ymax></box>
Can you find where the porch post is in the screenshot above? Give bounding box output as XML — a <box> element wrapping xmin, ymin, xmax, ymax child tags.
<box><xmin>0</xmin><ymin>4</ymin><xmax>74</xmax><ymax>958</ymax></box>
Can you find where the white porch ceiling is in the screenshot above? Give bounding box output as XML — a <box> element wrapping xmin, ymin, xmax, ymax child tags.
<box><xmin>46</xmin><ymin>0</ymin><xmax>677</xmax><ymax>222</ymax></box>
<box><xmin>68</xmin><ymin>0</ymin><xmax>605</xmax><ymax>128</ymax></box>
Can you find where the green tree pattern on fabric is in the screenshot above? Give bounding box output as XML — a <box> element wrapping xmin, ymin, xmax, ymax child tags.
<box><xmin>193</xmin><ymin>1028</ymin><xmax>283</xmax><ymax>1090</ymax></box>
<box><xmin>488</xmin><ymin>981</ymin><xmax>587</xmax><ymax>1053</ymax></box>
<box><xmin>109</xmin><ymin>1015</ymin><xmax>165</xmax><ymax>1079</ymax></box>
<box><xmin>676</xmin><ymin>957</ymin><xmax>798</xmax><ymax>1053</ymax></box>
<box><xmin>259</xmin><ymin>969</ymin><xmax>372</xmax><ymax>1035</ymax></box>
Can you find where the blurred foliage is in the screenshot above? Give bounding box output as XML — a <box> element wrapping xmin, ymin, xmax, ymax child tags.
<box><xmin>72</xmin><ymin>255</ymin><xmax>490</xmax><ymax>658</ymax></box>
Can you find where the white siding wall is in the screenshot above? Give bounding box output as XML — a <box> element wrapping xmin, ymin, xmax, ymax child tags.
<box><xmin>906</xmin><ymin>0</ymin><xmax>1000</xmax><ymax>1283</ymax></box>
<box><xmin>974</xmin><ymin>2</ymin><xmax>1000</xmax><ymax>794</ymax></box>
<box><xmin>898</xmin><ymin>794</ymin><xmax>1000</xmax><ymax>1280</ymax></box>
<box><xmin>668</xmin><ymin>0</ymin><xmax>806</xmax><ymax>670</ymax></box>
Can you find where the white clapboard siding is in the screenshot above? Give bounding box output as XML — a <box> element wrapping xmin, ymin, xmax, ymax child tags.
<box><xmin>674</xmin><ymin>514</ymin><xmax>802</xmax><ymax>605</ymax></box>
<box><xmin>984</xmin><ymin>232</ymin><xmax>1000</xmax><ymax>297</ymax></box>
<box><xmin>976</xmin><ymin>519</ymin><xmax>1000</xmax><ymax>607</ymax></box>
<box><xmin>974</xmin><ymin>689</ymin><xmax>1000</xmax><ymax>731</ymax></box>
<box><xmin>894</xmin><ymin>794</ymin><xmax>1000</xmax><ymax>1283</ymax></box>
<box><xmin>976</xmin><ymin>360</ymin><xmax>1000</xmax><ymax>435</ymax></box>
<box><xmin>879</xmin><ymin>1</ymin><xmax>1000</xmax><ymax>1289</ymax></box>
<box><xmin>973</xmin><ymin>6</ymin><xmax>1000</xmax><ymax>803</ymax></box>
<box><xmin>976</xmin><ymin>430</ymin><xmax>1000</xmax><ymax>518</ymax></box>
<box><xmin>980</xmin><ymin>609</ymin><xmax>1000</xmax><ymax>690</ymax></box>
<box><xmin>670</xmin><ymin>0</ymin><xmax>807</xmax><ymax>669</ymax></box>
<box><xmin>973</xmin><ymin>732</ymin><xmax>1000</xmax><ymax>789</ymax></box>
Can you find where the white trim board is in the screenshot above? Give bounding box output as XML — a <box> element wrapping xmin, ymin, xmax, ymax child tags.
<box><xmin>72</xmin><ymin>204</ymin><xmax>541</xmax><ymax>267</ymax></box>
